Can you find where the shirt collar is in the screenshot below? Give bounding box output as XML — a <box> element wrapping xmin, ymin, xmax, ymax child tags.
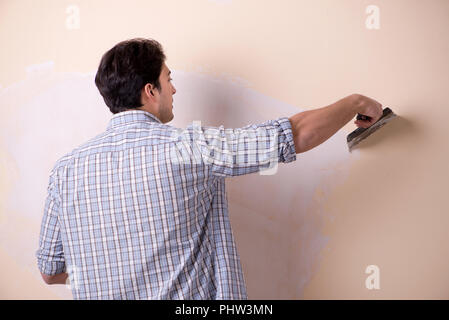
<box><xmin>107</xmin><ymin>110</ymin><xmax>162</xmax><ymax>130</ymax></box>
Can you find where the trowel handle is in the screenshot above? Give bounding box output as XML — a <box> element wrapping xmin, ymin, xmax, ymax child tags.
<box><xmin>356</xmin><ymin>113</ymin><xmax>372</xmax><ymax>121</ymax></box>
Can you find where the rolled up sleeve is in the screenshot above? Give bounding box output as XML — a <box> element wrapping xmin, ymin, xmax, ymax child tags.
<box><xmin>36</xmin><ymin>168</ymin><xmax>66</xmax><ymax>275</ymax></box>
<box><xmin>171</xmin><ymin>117</ymin><xmax>297</xmax><ymax>177</ymax></box>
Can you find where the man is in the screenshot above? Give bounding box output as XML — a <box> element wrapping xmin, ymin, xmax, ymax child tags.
<box><xmin>36</xmin><ymin>38</ymin><xmax>383</xmax><ymax>299</ymax></box>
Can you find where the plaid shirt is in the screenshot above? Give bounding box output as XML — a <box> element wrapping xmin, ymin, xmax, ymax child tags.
<box><xmin>36</xmin><ymin>110</ymin><xmax>296</xmax><ymax>299</ymax></box>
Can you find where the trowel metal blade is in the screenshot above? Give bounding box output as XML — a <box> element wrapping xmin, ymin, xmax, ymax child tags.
<box><xmin>347</xmin><ymin>107</ymin><xmax>397</xmax><ymax>152</ymax></box>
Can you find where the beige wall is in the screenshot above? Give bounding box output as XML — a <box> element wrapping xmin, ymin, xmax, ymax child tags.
<box><xmin>1</xmin><ymin>0</ymin><xmax>448</xmax><ymax>299</ymax></box>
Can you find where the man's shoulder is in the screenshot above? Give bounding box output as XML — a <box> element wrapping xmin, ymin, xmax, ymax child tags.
<box><xmin>50</xmin><ymin>130</ymin><xmax>110</xmax><ymax>174</ymax></box>
<box><xmin>49</xmin><ymin>124</ymin><xmax>183</xmax><ymax>174</ymax></box>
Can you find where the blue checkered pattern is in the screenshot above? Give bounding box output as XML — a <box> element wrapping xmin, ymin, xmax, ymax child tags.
<box><xmin>36</xmin><ymin>110</ymin><xmax>296</xmax><ymax>299</ymax></box>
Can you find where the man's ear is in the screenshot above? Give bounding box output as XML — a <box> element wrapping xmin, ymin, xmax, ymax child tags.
<box><xmin>146</xmin><ymin>83</ymin><xmax>157</xmax><ymax>96</ymax></box>
<box><xmin>142</xmin><ymin>84</ymin><xmax>153</xmax><ymax>98</ymax></box>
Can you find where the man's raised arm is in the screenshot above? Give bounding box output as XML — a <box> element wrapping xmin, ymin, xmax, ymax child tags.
<box><xmin>289</xmin><ymin>93</ymin><xmax>383</xmax><ymax>153</ymax></box>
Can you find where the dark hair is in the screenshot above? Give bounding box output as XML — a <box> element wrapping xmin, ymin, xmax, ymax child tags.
<box><xmin>95</xmin><ymin>38</ymin><xmax>166</xmax><ymax>114</ymax></box>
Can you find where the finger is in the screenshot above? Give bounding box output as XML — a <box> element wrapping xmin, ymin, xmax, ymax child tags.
<box><xmin>354</xmin><ymin>120</ymin><xmax>368</xmax><ymax>128</ymax></box>
<box><xmin>354</xmin><ymin>120</ymin><xmax>362</xmax><ymax>127</ymax></box>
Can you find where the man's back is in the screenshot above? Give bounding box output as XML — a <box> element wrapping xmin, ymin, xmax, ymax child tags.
<box><xmin>36</xmin><ymin>110</ymin><xmax>297</xmax><ymax>299</ymax></box>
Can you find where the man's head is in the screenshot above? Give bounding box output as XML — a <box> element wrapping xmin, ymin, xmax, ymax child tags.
<box><xmin>95</xmin><ymin>38</ymin><xmax>176</xmax><ymax>123</ymax></box>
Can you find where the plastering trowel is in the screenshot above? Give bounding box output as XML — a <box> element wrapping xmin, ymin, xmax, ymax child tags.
<box><xmin>347</xmin><ymin>107</ymin><xmax>397</xmax><ymax>152</ymax></box>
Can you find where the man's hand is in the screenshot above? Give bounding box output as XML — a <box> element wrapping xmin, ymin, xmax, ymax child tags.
<box><xmin>40</xmin><ymin>272</ymin><xmax>68</xmax><ymax>285</ymax></box>
<box><xmin>352</xmin><ymin>94</ymin><xmax>383</xmax><ymax>129</ymax></box>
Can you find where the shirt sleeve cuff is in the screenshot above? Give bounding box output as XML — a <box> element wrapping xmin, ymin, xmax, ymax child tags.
<box><xmin>37</xmin><ymin>259</ymin><xmax>66</xmax><ymax>275</ymax></box>
<box><xmin>276</xmin><ymin>117</ymin><xmax>297</xmax><ymax>163</ymax></box>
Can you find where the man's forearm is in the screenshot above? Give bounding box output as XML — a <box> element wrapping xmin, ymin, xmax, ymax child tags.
<box><xmin>288</xmin><ymin>94</ymin><xmax>359</xmax><ymax>153</ymax></box>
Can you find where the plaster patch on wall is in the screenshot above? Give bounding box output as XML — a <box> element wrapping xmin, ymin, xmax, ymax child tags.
<box><xmin>25</xmin><ymin>61</ymin><xmax>55</xmax><ymax>76</ymax></box>
<box><xmin>0</xmin><ymin>63</ymin><xmax>360</xmax><ymax>299</ymax></box>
